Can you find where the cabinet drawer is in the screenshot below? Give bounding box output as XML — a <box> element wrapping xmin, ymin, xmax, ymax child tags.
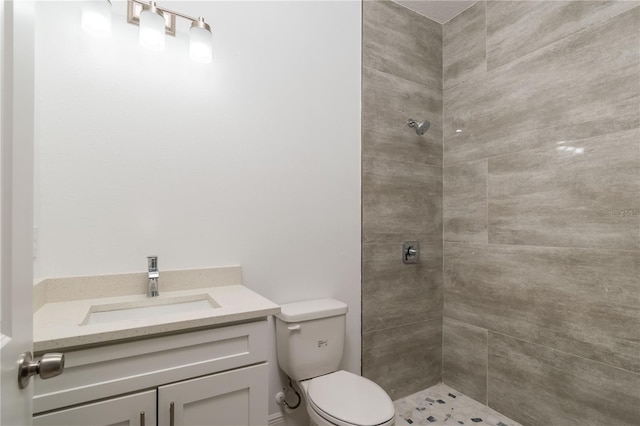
<box><xmin>34</xmin><ymin>320</ymin><xmax>268</xmax><ymax>413</ymax></box>
<box><xmin>34</xmin><ymin>389</ymin><xmax>156</xmax><ymax>426</ymax></box>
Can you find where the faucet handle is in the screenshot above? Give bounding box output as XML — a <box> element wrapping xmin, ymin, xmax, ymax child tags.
<box><xmin>147</xmin><ymin>256</ymin><xmax>158</xmax><ymax>271</ymax></box>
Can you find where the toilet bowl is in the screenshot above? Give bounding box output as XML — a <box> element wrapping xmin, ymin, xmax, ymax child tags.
<box><xmin>299</xmin><ymin>370</ymin><xmax>395</xmax><ymax>426</ymax></box>
<box><xmin>275</xmin><ymin>299</ymin><xmax>396</xmax><ymax>426</ymax></box>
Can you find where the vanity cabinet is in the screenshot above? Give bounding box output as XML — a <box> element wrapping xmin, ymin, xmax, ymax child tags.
<box><xmin>33</xmin><ymin>320</ymin><xmax>269</xmax><ymax>426</ymax></box>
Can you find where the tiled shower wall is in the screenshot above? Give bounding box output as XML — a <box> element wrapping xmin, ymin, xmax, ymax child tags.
<box><xmin>361</xmin><ymin>1</ymin><xmax>443</xmax><ymax>399</ymax></box>
<box><xmin>442</xmin><ymin>2</ymin><xmax>640</xmax><ymax>425</ymax></box>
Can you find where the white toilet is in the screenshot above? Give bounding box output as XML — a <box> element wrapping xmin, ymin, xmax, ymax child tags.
<box><xmin>275</xmin><ymin>299</ymin><xmax>396</xmax><ymax>426</ymax></box>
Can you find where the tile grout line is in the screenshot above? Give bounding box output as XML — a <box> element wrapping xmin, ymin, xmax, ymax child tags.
<box><xmin>443</xmin><ymin>240</ymin><xmax>640</xmax><ymax>254</ymax></box>
<box><xmin>360</xmin><ymin>0</ymin><xmax>364</xmax><ymax>378</ymax></box>
<box><xmin>362</xmin><ymin>153</ymin><xmax>443</xmax><ymax>170</ymax></box>
<box><xmin>441</xmin><ymin>16</ymin><xmax>446</xmax><ymax>387</ymax></box>
<box><xmin>484</xmin><ymin>1</ymin><xmax>489</xmax><ymax>247</ymax></box>
<box><xmin>485</xmin><ymin>330</ymin><xmax>489</xmax><ymax>406</ymax></box>
<box><xmin>485</xmin><ymin>159</ymin><xmax>489</xmax><ymax>245</ymax></box>
<box><xmin>363</xmin><ymin>317</ymin><xmax>442</xmax><ymax>336</ymax></box>
<box><xmin>483</xmin><ymin>5</ymin><xmax>490</xmax><ymax>407</ymax></box>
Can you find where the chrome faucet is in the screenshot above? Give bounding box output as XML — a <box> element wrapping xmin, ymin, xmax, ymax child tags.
<box><xmin>147</xmin><ymin>256</ymin><xmax>159</xmax><ymax>297</ymax></box>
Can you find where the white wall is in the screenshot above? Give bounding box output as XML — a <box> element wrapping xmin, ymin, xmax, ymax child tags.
<box><xmin>34</xmin><ymin>1</ymin><xmax>361</xmax><ymax>419</ymax></box>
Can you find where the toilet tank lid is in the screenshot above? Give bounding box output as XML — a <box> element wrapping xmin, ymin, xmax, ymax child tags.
<box><xmin>276</xmin><ymin>299</ymin><xmax>348</xmax><ymax>322</ymax></box>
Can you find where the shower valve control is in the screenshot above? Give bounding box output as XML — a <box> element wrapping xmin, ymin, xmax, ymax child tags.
<box><xmin>402</xmin><ymin>241</ymin><xmax>420</xmax><ymax>264</ymax></box>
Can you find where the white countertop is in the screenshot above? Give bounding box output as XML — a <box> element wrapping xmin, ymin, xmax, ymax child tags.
<box><xmin>34</xmin><ymin>285</ymin><xmax>280</xmax><ymax>353</ymax></box>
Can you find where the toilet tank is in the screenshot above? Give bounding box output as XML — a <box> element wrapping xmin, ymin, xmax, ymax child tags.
<box><xmin>275</xmin><ymin>299</ymin><xmax>348</xmax><ymax>381</ymax></box>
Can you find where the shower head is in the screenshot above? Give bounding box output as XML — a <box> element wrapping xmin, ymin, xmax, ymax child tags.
<box><xmin>407</xmin><ymin>118</ymin><xmax>430</xmax><ymax>136</ymax></box>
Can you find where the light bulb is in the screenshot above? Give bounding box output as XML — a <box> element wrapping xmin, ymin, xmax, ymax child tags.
<box><xmin>189</xmin><ymin>18</ymin><xmax>212</xmax><ymax>64</ymax></box>
<box><xmin>139</xmin><ymin>3</ymin><xmax>165</xmax><ymax>52</ymax></box>
<box><xmin>81</xmin><ymin>0</ymin><xmax>112</xmax><ymax>37</ymax></box>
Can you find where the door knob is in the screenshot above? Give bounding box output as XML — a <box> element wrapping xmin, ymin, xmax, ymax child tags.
<box><xmin>17</xmin><ymin>351</ymin><xmax>65</xmax><ymax>389</ymax></box>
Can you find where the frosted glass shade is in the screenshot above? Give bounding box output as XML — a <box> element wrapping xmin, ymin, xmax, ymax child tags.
<box><xmin>81</xmin><ymin>0</ymin><xmax>111</xmax><ymax>37</ymax></box>
<box><xmin>189</xmin><ymin>25</ymin><xmax>213</xmax><ymax>64</ymax></box>
<box><xmin>139</xmin><ymin>8</ymin><xmax>165</xmax><ymax>52</ymax></box>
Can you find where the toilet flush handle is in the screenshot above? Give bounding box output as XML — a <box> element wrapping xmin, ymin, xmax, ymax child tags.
<box><xmin>287</xmin><ymin>324</ymin><xmax>301</xmax><ymax>332</ymax></box>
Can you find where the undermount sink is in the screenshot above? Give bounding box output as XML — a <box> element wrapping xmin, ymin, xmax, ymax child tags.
<box><xmin>81</xmin><ymin>294</ymin><xmax>221</xmax><ymax>325</ymax></box>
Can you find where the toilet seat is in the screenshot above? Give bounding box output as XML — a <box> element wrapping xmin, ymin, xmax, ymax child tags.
<box><xmin>305</xmin><ymin>371</ymin><xmax>395</xmax><ymax>426</ymax></box>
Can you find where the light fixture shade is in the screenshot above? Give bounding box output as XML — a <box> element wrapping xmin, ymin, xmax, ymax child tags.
<box><xmin>139</xmin><ymin>4</ymin><xmax>165</xmax><ymax>52</ymax></box>
<box><xmin>189</xmin><ymin>19</ymin><xmax>212</xmax><ymax>64</ymax></box>
<box><xmin>81</xmin><ymin>0</ymin><xmax>112</xmax><ymax>37</ymax></box>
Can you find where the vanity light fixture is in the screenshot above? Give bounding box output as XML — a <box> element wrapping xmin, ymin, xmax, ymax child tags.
<box><xmin>127</xmin><ymin>0</ymin><xmax>213</xmax><ymax>63</ymax></box>
<box><xmin>189</xmin><ymin>18</ymin><xmax>213</xmax><ymax>64</ymax></box>
<box><xmin>81</xmin><ymin>0</ymin><xmax>213</xmax><ymax>64</ymax></box>
<box><xmin>138</xmin><ymin>1</ymin><xmax>166</xmax><ymax>52</ymax></box>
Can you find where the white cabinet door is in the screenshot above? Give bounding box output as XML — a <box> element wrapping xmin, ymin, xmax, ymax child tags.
<box><xmin>33</xmin><ymin>389</ymin><xmax>157</xmax><ymax>426</ymax></box>
<box><xmin>158</xmin><ymin>363</ymin><xmax>268</xmax><ymax>426</ymax></box>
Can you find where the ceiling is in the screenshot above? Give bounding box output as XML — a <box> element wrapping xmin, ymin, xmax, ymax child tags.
<box><xmin>391</xmin><ymin>1</ymin><xmax>477</xmax><ymax>24</ymax></box>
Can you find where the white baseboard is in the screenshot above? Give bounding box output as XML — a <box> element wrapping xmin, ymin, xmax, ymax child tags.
<box><xmin>268</xmin><ymin>412</ymin><xmax>285</xmax><ymax>426</ymax></box>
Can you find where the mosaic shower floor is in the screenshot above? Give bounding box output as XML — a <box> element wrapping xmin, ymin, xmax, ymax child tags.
<box><xmin>394</xmin><ymin>384</ymin><xmax>522</xmax><ymax>426</ymax></box>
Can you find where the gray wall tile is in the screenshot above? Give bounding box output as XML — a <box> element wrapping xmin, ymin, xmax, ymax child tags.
<box><xmin>363</xmin><ymin>0</ymin><xmax>443</xmax><ymax>90</ymax></box>
<box><xmin>444</xmin><ymin>242</ymin><xmax>640</xmax><ymax>373</ymax></box>
<box><xmin>362</xmin><ymin>243</ymin><xmax>442</xmax><ymax>333</ymax></box>
<box><xmin>444</xmin><ymin>6</ymin><xmax>640</xmax><ymax>165</ymax></box>
<box><xmin>443</xmin><ymin>2</ymin><xmax>486</xmax><ymax>89</ymax></box>
<box><xmin>363</xmin><ymin>319</ymin><xmax>442</xmax><ymax>400</ymax></box>
<box><xmin>441</xmin><ymin>0</ymin><xmax>639</xmax><ymax>419</ymax></box>
<box><xmin>363</xmin><ymin>67</ymin><xmax>442</xmax><ymax>167</ymax></box>
<box><xmin>444</xmin><ymin>159</ymin><xmax>488</xmax><ymax>243</ymax></box>
<box><xmin>443</xmin><ymin>317</ymin><xmax>488</xmax><ymax>404</ymax></box>
<box><xmin>362</xmin><ymin>0</ymin><xmax>443</xmax><ymax>398</ymax></box>
<box><xmin>487</xmin><ymin>1</ymin><xmax>640</xmax><ymax>71</ymax></box>
<box><xmin>488</xmin><ymin>332</ymin><xmax>640</xmax><ymax>426</ymax></box>
<box><xmin>488</xmin><ymin>129</ymin><xmax>640</xmax><ymax>250</ymax></box>
<box><xmin>362</xmin><ymin>156</ymin><xmax>442</xmax><ymax>244</ymax></box>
